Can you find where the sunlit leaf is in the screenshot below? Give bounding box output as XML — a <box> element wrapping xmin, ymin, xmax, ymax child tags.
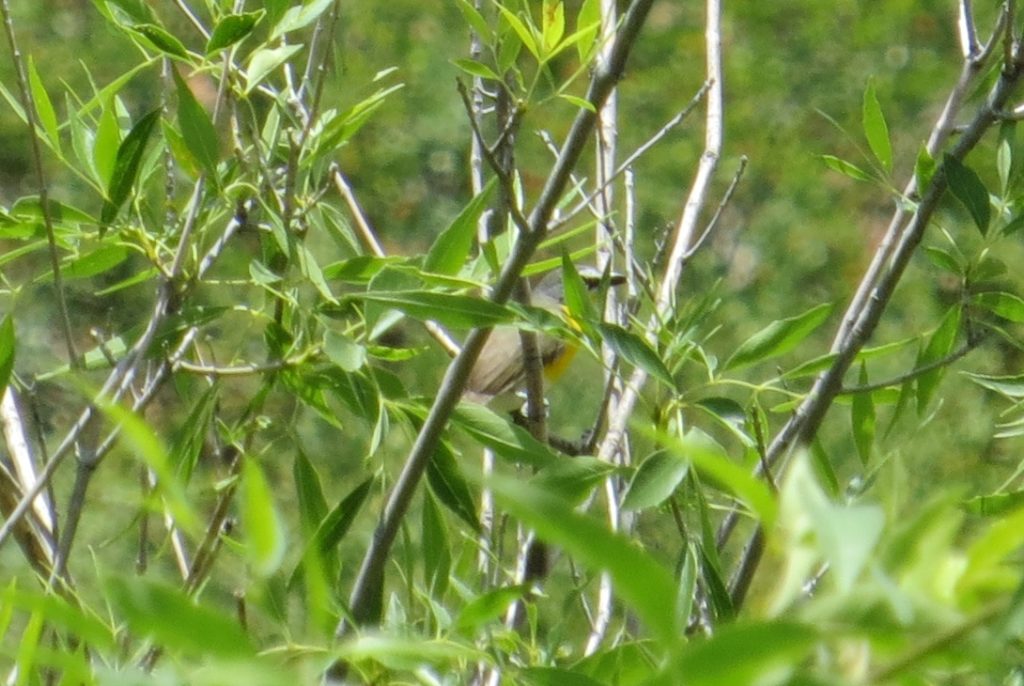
<box><xmin>821</xmin><ymin>154</ymin><xmax>872</xmax><ymax>182</ymax></box>
<box><xmin>726</xmin><ymin>302</ymin><xmax>833</xmax><ymax>370</ymax></box>
<box><xmin>621</xmin><ymin>450</ymin><xmax>688</xmax><ymax>511</ymax></box>
<box><xmin>424</xmin><ymin>178</ymin><xmax>496</xmax><ymax>275</ymax></box>
<box><xmin>972</xmin><ymin>291</ymin><xmax>1024</xmax><ymax>323</ymax></box>
<box><xmin>245</xmin><ymin>44</ymin><xmax>303</xmax><ymax>94</ymax></box>
<box><xmin>27</xmin><ymin>57</ymin><xmax>59</xmax><ymax>153</ymax></box>
<box><xmin>862</xmin><ymin>80</ymin><xmax>892</xmax><ymax>173</ymax></box>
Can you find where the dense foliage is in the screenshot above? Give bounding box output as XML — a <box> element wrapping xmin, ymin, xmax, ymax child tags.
<box><xmin>3</xmin><ymin>1</ymin><xmax>1024</xmax><ymax>685</ymax></box>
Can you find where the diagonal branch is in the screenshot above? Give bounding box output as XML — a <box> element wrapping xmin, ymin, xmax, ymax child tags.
<box><xmin>331</xmin><ymin>1</ymin><xmax>657</xmax><ymax>656</ymax></box>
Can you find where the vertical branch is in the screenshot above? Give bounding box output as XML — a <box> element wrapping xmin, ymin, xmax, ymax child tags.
<box><xmin>597</xmin><ymin>0</ymin><xmax>724</xmax><ymax>464</ymax></box>
<box><xmin>0</xmin><ymin>0</ymin><xmax>78</xmax><ymax>367</ymax></box>
<box><xmin>586</xmin><ymin>0</ymin><xmax>622</xmax><ymax>655</ymax></box>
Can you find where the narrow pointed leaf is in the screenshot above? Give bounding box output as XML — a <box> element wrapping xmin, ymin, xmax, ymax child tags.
<box><xmin>172</xmin><ymin>69</ymin><xmax>219</xmax><ymax>178</ymax></box>
<box><xmin>862</xmin><ymin>81</ymin><xmax>892</xmax><ymax>173</ymax></box>
<box><xmin>944</xmin><ymin>154</ymin><xmax>991</xmax><ymax>235</ymax></box>
<box><xmin>726</xmin><ymin>303</ymin><xmax>833</xmax><ymax>370</ymax></box>
<box><xmin>424</xmin><ymin>178</ymin><xmax>496</xmax><ymax>275</ymax></box>
<box><xmin>101</xmin><ymin>108</ymin><xmax>160</xmax><ymax>226</ymax></box>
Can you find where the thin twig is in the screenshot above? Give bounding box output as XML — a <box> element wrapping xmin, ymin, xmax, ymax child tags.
<box><xmin>0</xmin><ymin>0</ymin><xmax>78</xmax><ymax>367</ymax></box>
<box><xmin>838</xmin><ymin>340</ymin><xmax>978</xmax><ymax>395</ymax></box>
<box><xmin>682</xmin><ymin>155</ymin><xmax>748</xmax><ymax>260</ymax></box>
<box><xmin>596</xmin><ymin>0</ymin><xmax>724</xmax><ymax>466</ymax></box>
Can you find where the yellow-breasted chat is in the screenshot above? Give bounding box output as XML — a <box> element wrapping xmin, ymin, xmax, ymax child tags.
<box><xmin>464</xmin><ymin>266</ymin><xmax>625</xmax><ymax>406</ymax></box>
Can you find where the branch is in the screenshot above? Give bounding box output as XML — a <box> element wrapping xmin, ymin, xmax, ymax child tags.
<box><xmin>0</xmin><ymin>0</ymin><xmax>78</xmax><ymax>366</ymax></box>
<box><xmin>838</xmin><ymin>340</ymin><xmax>978</xmax><ymax>395</ymax></box>
<box><xmin>720</xmin><ymin>15</ymin><xmax>1024</xmax><ymax>607</ymax></box>
<box><xmin>330</xmin><ymin>0</ymin><xmax>657</xmax><ymax>658</ymax></box>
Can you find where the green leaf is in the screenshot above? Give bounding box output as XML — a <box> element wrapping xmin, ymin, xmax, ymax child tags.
<box><xmin>916</xmin><ymin>305</ymin><xmax>961</xmax><ymax>413</ymax></box>
<box><xmin>541</xmin><ymin>0</ymin><xmax>565</xmax><ymax>53</ymax></box>
<box><xmin>101</xmin><ymin>108</ymin><xmax>160</xmax><ymax>226</ymax></box>
<box><xmin>293</xmin><ymin>475</ymin><xmax>375</xmax><ymax>587</ymax></box>
<box><xmin>862</xmin><ymin>80</ymin><xmax>892</xmax><ymax>173</ymax></box>
<box><xmin>455</xmin><ymin>584</ymin><xmax>529</xmax><ymax>633</ymax></box>
<box><xmin>455</xmin><ymin>0</ymin><xmax>493</xmax><ymax>40</ymax></box>
<box><xmin>421</xmin><ymin>490</ymin><xmax>451</xmax><ymax>597</ymax></box>
<box><xmin>0</xmin><ymin>316</ymin><xmax>14</xmax><ymax>391</ymax></box>
<box><xmin>665</xmin><ymin>621</ymin><xmax>816</xmax><ymax>685</ymax></box>
<box><xmin>271</xmin><ymin>0</ymin><xmax>333</xmax><ymax>39</ymax></box>
<box><xmin>944</xmin><ymin>154</ymin><xmax>991</xmax><ymax>235</ymax></box>
<box><xmin>496</xmin><ymin>4</ymin><xmax>539</xmax><ymax>60</ymax></box>
<box><xmin>42</xmin><ymin>244</ymin><xmax>128</xmax><ymax>281</ymax></box>
<box><xmin>353</xmin><ymin>290</ymin><xmax>514</xmax><ymax>329</ymax></box>
<box><xmin>427</xmin><ymin>440</ymin><xmax>480</xmax><ymax>533</ymax></box>
<box><xmin>93</xmin><ymin>398</ymin><xmax>199</xmax><ymax>534</ymax></box>
<box><xmin>972</xmin><ymin>291</ymin><xmax>1024</xmax><ymax>322</ymax></box>
<box><xmin>915</xmin><ymin>143</ymin><xmax>936</xmax><ymax>190</ymax></box>
<box><xmin>93</xmin><ymin>98</ymin><xmax>121</xmax><ymax>188</ymax></box>
<box><xmin>521</xmin><ymin>668</ymin><xmax>605</xmax><ymax>686</ymax></box>
<box><xmin>557</xmin><ymin>93</ymin><xmax>596</xmax><ymax>112</ymax></box>
<box><xmin>241</xmin><ymin>457</ymin><xmax>286</xmax><ymax>576</ymax></box>
<box><xmin>532</xmin><ymin>456</ymin><xmax>615</xmax><ymax>504</ymax></box>
<box><xmin>998</xmin><ymin>137</ymin><xmax>1013</xmax><ymax>195</ymax></box>
<box><xmin>206</xmin><ymin>10</ymin><xmax>265</xmax><ymax>54</ymax></box>
<box><xmin>726</xmin><ymin>302</ymin><xmax>833</xmax><ymax>370</ymax></box>
<box><xmin>850</xmin><ymin>363</ymin><xmax>875</xmax><ymax>466</ymax></box>
<box><xmin>130</xmin><ymin>23</ymin><xmax>189</xmax><ymax>58</ymax></box>
<box><xmin>293</xmin><ymin>449</ymin><xmax>328</xmax><ymax>535</ymax></box>
<box><xmin>924</xmin><ymin>245</ymin><xmax>963</xmax><ymax>275</ymax></box>
<box><xmin>104</xmin><ymin>576</ymin><xmax>253</xmax><ymax>657</ymax></box>
<box><xmin>487</xmin><ymin>473</ymin><xmax>680</xmax><ymax>647</ymax></box>
<box><xmin>245</xmin><ymin>44</ymin><xmax>303</xmax><ymax>94</ymax></box>
<box><xmin>575</xmin><ymin>0</ymin><xmax>601</xmax><ymax>61</ymax></box>
<box><xmin>172</xmin><ymin>69</ymin><xmax>219</xmax><ymax>178</ymax></box>
<box><xmin>621</xmin><ymin>450</ymin><xmax>689</xmax><ymax>511</ymax></box>
<box><xmin>598</xmin><ymin>322</ymin><xmax>675</xmax><ymax>389</ymax></box>
<box><xmin>452</xmin><ymin>58</ymin><xmax>500</xmax><ymax>81</ymax></box>
<box><xmin>323</xmin><ymin>330</ymin><xmax>367</xmax><ymax>371</ymax></box>
<box><xmin>170</xmin><ymin>384</ymin><xmax>219</xmax><ymax>481</ymax></box>
<box><xmin>640</xmin><ymin>425</ymin><xmax>777</xmax><ymax>530</ymax></box>
<box><xmin>424</xmin><ymin>178</ymin><xmax>496</xmax><ymax>275</ymax></box>
<box><xmin>452</xmin><ymin>402</ymin><xmax>558</xmax><ymax>469</ymax></box>
<box><xmin>964</xmin><ymin>489</ymin><xmax>1024</xmax><ymax>516</ymax></box>
<box><xmin>27</xmin><ymin>57</ymin><xmax>59</xmax><ymax>153</ymax></box>
<box><xmin>821</xmin><ymin>154</ymin><xmax>872</xmax><ymax>182</ymax></box>
<box><xmin>963</xmin><ymin>371</ymin><xmax>1024</xmax><ymax>399</ymax></box>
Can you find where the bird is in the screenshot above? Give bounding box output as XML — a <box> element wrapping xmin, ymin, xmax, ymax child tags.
<box><xmin>464</xmin><ymin>266</ymin><xmax>624</xmax><ymax>406</ymax></box>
